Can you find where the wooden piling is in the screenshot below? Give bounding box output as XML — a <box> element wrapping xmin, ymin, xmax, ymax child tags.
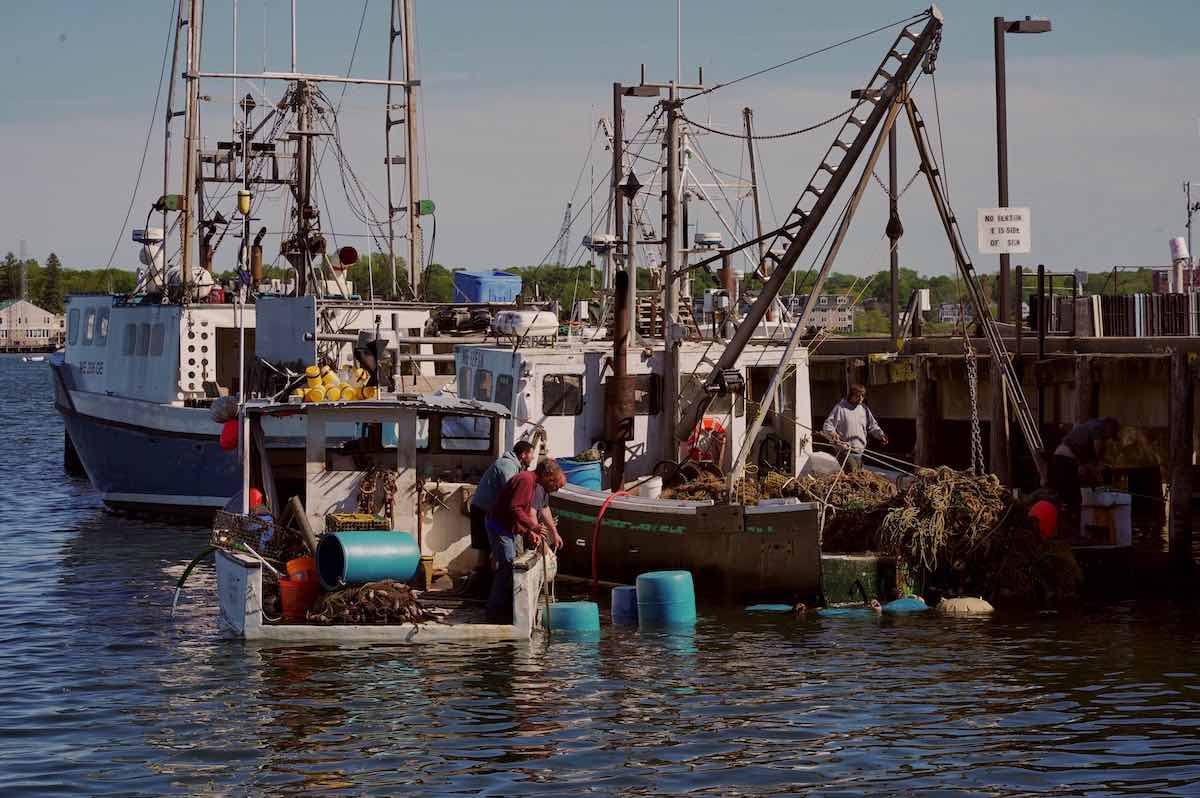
<box><xmin>1073</xmin><ymin>355</ymin><xmax>1093</xmax><ymax>424</ymax></box>
<box><xmin>914</xmin><ymin>354</ymin><xmax>937</xmax><ymax>467</ymax></box>
<box><xmin>989</xmin><ymin>354</ymin><xmax>1011</xmax><ymax>485</ymax></box>
<box><xmin>1168</xmin><ymin>350</ymin><xmax>1193</xmax><ymax>573</ymax></box>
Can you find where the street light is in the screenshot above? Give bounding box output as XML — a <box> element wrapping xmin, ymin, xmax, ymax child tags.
<box><xmin>995</xmin><ymin>15</ymin><xmax>1051</xmax><ymax>323</ymax></box>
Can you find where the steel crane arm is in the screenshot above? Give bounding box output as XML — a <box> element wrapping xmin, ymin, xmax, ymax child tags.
<box><xmin>676</xmin><ymin>8</ymin><xmax>945</xmax><ymax>439</ymax></box>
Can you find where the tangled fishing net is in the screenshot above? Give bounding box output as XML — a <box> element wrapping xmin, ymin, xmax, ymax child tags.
<box><xmin>306</xmin><ymin>580</ymin><xmax>434</xmax><ymax>625</ymax></box>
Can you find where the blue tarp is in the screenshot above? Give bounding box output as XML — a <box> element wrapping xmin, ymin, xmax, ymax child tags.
<box><xmin>452</xmin><ymin>270</ymin><xmax>522</xmax><ymax>303</ymax></box>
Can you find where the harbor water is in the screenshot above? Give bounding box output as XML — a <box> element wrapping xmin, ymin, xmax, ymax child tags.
<box><xmin>3</xmin><ymin>354</ymin><xmax>1200</xmax><ymax>796</ymax></box>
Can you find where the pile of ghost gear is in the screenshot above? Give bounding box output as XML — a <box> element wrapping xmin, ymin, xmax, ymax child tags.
<box><xmin>807</xmin><ymin>466</ymin><xmax>1083</xmax><ymax>606</ymax></box>
<box><xmin>305</xmin><ymin>580</ymin><xmax>433</xmax><ymax>625</ymax></box>
<box><xmin>293</xmin><ymin>364</ymin><xmax>379</xmax><ymax>403</ymax></box>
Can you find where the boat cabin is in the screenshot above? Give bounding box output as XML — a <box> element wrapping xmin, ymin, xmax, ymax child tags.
<box><xmin>453</xmin><ymin>338</ymin><xmax>815</xmax><ymax>479</ymax></box>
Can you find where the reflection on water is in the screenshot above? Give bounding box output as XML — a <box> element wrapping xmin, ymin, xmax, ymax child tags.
<box><xmin>3</xmin><ymin>355</ymin><xmax>1200</xmax><ymax>796</ymax></box>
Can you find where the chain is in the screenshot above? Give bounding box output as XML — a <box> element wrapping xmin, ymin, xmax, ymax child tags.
<box><xmin>961</xmin><ymin>326</ymin><xmax>985</xmax><ymax>476</ymax></box>
<box><xmin>871</xmin><ymin>168</ymin><xmax>922</xmax><ymax>203</ymax></box>
<box><xmin>679</xmin><ymin>105</ymin><xmax>855</xmax><ymax>141</ymax></box>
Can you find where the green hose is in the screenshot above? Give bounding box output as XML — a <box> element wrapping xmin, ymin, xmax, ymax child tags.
<box><xmin>172</xmin><ymin>546</ymin><xmax>218</xmax><ymax>615</ymax></box>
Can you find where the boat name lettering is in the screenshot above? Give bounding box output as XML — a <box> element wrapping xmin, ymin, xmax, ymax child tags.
<box><xmin>79</xmin><ymin>360</ymin><xmax>104</xmax><ymax>376</ymax></box>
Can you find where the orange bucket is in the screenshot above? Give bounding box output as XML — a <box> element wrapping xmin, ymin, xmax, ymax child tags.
<box><xmin>286</xmin><ymin>556</ymin><xmax>317</xmax><ymax>583</ymax></box>
<box><xmin>279</xmin><ymin>577</ymin><xmax>320</xmax><ymax>620</ymax></box>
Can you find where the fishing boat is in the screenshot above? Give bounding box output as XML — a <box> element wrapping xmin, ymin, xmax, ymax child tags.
<box><xmin>213</xmin><ymin>393</ymin><xmax>555</xmax><ymax>641</ymax></box>
<box><xmin>49</xmin><ymin>1</ymin><xmax>535</xmax><ymax>513</ymax></box>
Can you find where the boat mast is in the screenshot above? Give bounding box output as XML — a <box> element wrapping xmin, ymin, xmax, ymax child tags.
<box><xmin>181</xmin><ymin>0</ymin><xmax>204</xmax><ymax>293</ymax></box>
<box><xmin>163</xmin><ymin>2</ymin><xmax>186</xmax><ymax>253</ymax></box>
<box><xmin>402</xmin><ymin>0</ymin><xmax>422</xmax><ymax>298</ymax></box>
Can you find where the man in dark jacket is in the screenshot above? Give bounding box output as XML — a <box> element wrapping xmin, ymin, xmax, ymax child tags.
<box><xmin>466</xmin><ymin>441</ymin><xmax>534</xmax><ymax>596</ymax></box>
<box><xmin>1049</xmin><ymin>417</ymin><xmax>1120</xmax><ymax>538</ymax></box>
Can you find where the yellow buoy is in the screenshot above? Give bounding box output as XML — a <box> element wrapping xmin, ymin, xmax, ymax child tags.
<box><xmin>291</xmin><ymin>387</ymin><xmax>305</xmax><ymax>397</ymax></box>
<box><xmin>322</xmin><ymin>372</ymin><xmax>339</xmax><ymax>387</ymax></box>
<box><xmin>325</xmin><ymin>386</ymin><xmax>342</xmax><ymax>402</ymax></box>
<box><xmin>306</xmin><ymin>376</ymin><xmax>322</xmax><ymax>388</ymax></box>
<box><xmin>320</xmin><ymin>365</ymin><xmax>332</xmax><ymax>375</ymax></box>
<box><xmin>305</xmin><ymin>365</ymin><xmax>321</xmax><ymax>379</ymax></box>
<box><xmin>362</xmin><ymin>386</ymin><xmax>378</xmax><ymax>399</ymax></box>
<box><xmin>305</xmin><ymin>386</ymin><xmax>326</xmax><ymax>403</ymax></box>
<box><xmin>340</xmin><ymin>386</ymin><xmax>358</xmax><ymax>401</ymax></box>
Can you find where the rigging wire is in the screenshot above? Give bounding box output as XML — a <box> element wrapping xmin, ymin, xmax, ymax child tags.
<box><xmin>680</xmin><ymin>105</ymin><xmax>855</xmax><ymax>141</ymax></box>
<box><xmin>682</xmin><ymin>11</ymin><xmax>927</xmax><ymax>102</ymax></box>
<box><xmin>102</xmin><ymin>0</ymin><xmax>178</xmax><ymax>282</ymax></box>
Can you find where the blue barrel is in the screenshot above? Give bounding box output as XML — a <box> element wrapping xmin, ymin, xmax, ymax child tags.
<box><xmin>546</xmin><ymin>601</ymin><xmax>601</xmax><ymax>632</ymax></box>
<box><xmin>816</xmin><ymin>607</ymin><xmax>880</xmax><ymax>619</ymax></box>
<box><xmin>611</xmin><ymin>585</ymin><xmax>639</xmax><ymax>625</ymax></box>
<box><xmin>636</xmin><ymin>570</ymin><xmax>697</xmax><ymax>626</ymax></box>
<box><xmin>556</xmin><ymin>457</ymin><xmax>602</xmax><ymax>490</ymax></box>
<box><xmin>882</xmin><ymin>596</ymin><xmax>929</xmax><ymax>614</ymax></box>
<box><xmin>316</xmin><ymin>530</ymin><xmax>420</xmax><ymax>590</ymax></box>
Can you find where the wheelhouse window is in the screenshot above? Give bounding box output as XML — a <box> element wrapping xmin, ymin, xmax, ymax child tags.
<box><xmin>68</xmin><ymin>309</ymin><xmax>79</xmax><ymax>345</ymax></box>
<box><xmin>440</xmin><ymin>415</ymin><xmax>493</xmax><ymax>451</ymax></box>
<box><xmin>494</xmin><ymin>374</ymin><xmax>514</xmax><ymax>409</ymax></box>
<box><xmin>82</xmin><ymin>309</ymin><xmax>96</xmax><ymax>345</ymax></box>
<box><xmin>96</xmin><ymin>308</ymin><xmax>110</xmax><ymax>345</ymax></box>
<box><xmin>458</xmin><ymin>367</ymin><xmax>471</xmax><ymax>400</ymax></box>
<box><xmin>474</xmin><ymin>368</ymin><xmax>493</xmax><ymax>402</ymax></box>
<box><xmin>123</xmin><ymin>324</ymin><xmax>137</xmax><ymax>355</ymax></box>
<box><xmin>543</xmin><ymin>374</ymin><xmax>583</xmax><ymax>416</ymax></box>
<box><xmin>631</xmin><ymin>374</ymin><xmax>660</xmax><ymax>415</ymax></box>
<box><xmin>137</xmin><ymin>323</ymin><xmax>151</xmax><ymax>356</ymax></box>
<box><xmin>149</xmin><ymin>323</ymin><xmax>165</xmax><ymax>357</ymax></box>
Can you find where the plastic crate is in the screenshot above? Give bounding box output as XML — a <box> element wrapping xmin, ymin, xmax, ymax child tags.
<box><xmin>325</xmin><ymin>512</ymin><xmax>392</xmax><ymax>533</ymax></box>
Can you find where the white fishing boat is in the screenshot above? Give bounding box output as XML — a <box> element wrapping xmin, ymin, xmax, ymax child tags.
<box><xmin>50</xmin><ymin>1</ymin><xmax>537</xmax><ymax>513</ymax></box>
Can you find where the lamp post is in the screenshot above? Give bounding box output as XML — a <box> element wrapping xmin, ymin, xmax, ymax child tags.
<box><xmin>994</xmin><ymin>15</ymin><xmax>1051</xmax><ymax>323</ymax></box>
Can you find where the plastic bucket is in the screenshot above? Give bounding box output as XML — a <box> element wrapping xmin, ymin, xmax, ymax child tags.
<box><xmin>286</xmin><ymin>556</ymin><xmax>317</xmax><ymax>583</ymax></box>
<box><xmin>546</xmin><ymin>601</ymin><xmax>601</xmax><ymax>632</ymax></box>
<box><xmin>556</xmin><ymin>457</ymin><xmax>602</xmax><ymax>491</ymax></box>
<box><xmin>316</xmin><ymin>530</ymin><xmax>420</xmax><ymax>590</ymax></box>
<box><xmin>745</xmin><ymin>603</ymin><xmax>795</xmax><ymax>614</ymax></box>
<box><xmin>639</xmin><ymin>476</ymin><xmax>663</xmax><ymax>499</ymax></box>
<box><xmin>611</xmin><ymin>585</ymin><xmax>639</xmax><ymax>625</ymax></box>
<box><xmin>636</xmin><ymin>570</ymin><xmax>697</xmax><ymax>626</ymax></box>
<box><xmin>278</xmin><ymin>578</ymin><xmax>320</xmax><ymax>620</ymax></box>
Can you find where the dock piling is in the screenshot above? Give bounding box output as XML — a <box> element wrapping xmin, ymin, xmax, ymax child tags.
<box><xmin>1168</xmin><ymin>350</ymin><xmax>1194</xmax><ymax>573</ymax></box>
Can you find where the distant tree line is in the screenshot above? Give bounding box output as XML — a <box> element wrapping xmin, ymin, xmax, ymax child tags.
<box><xmin>0</xmin><ymin>248</ymin><xmax>1157</xmax><ymax>323</ymax></box>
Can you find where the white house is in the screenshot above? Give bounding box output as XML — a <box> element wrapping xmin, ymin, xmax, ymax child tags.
<box><xmin>0</xmin><ymin>299</ymin><xmax>65</xmax><ymax>350</ymax></box>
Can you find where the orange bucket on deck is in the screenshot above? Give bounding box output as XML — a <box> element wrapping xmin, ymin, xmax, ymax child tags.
<box><xmin>287</xmin><ymin>556</ymin><xmax>317</xmax><ymax>583</ymax></box>
<box><xmin>279</xmin><ymin>577</ymin><xmax>320</xmax><ymax>620</ymax></box>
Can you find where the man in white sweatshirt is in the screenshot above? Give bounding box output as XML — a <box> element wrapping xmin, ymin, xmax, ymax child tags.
<box><xmin>821</xmin><ymin>384</ymin><xmax>888</xmax><ymax>473</ymax></box>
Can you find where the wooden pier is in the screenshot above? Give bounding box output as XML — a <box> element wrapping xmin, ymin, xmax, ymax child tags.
<box><xmin>807</xmin><ymin>334</ymin><xmax>1200</xmax><ymax>573</ymax></box>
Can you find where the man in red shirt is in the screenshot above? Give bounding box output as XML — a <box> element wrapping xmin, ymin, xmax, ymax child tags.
<box><xmin>485</xmin><ymin>459</ymin><xmax>566</xmax><ymax>622</ymax></box>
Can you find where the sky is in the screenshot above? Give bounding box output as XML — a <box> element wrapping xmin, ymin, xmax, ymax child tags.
<box><xmin>2</xmin><ymin>0</ymin><xmax>1199</xmax><ymax>281</ymax></box>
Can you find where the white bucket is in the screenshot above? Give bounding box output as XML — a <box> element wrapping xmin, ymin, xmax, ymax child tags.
<box><xmin>639</xmin><ymin>476</ymin><xmax>663</xmax><ymax>499</ymax></box>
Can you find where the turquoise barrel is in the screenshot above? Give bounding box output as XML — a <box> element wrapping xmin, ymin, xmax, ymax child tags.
<box><xmin>546</xmin><ymin>601</ymin><xmax>601</xmax><ymax>632</ymax></box>
<box><xmin>745</xmin><ymin>603</ymin><xmax>795</xmax><ymax>614</ymax></box>
<box><xmin>636</xmin><ymin>570</ymin><xmax>697</xmax><ymax>626</ymax></box>
<box><xmin>556</xmin><ymin>457</ymin><xmax>602</xmax><ymax>490</ymax></box>
<box><xmin>316</xmin><ymin>530</ymin><xmax>420</xmax><ymax>590</ymax></box>
<box><xmin>882</xmin><ymin>596</ymin><xmax>929</xmax><ymax>614</ymax></box>
<box><xmin>611</xmin><ymin>585</ymin><xmax>639</xmax><ymax>625</ymax></box>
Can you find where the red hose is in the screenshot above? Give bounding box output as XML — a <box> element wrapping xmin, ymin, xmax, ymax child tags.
<box><xmin>591</xmin><ymin>490</ymin><xmax>630</xmax><ymax>594</ymax></box>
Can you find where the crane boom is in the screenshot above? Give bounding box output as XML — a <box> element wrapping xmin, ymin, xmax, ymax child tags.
<box><xmin>676</xmin><ymin>8</ymin><xmax>944</xmax><ymax>439</ymax></box>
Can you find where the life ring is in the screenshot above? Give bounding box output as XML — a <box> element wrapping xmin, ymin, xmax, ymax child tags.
<box><xmin>685</xmin><ymin>417</ymin><xmax>727</xmax><ymax>462</ymax></box>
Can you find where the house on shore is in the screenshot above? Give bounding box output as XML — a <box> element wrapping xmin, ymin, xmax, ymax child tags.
<box><xmin>1</xmin><ymin>299</ymin><xmax>65</xmax><ymax>352</ymax></box>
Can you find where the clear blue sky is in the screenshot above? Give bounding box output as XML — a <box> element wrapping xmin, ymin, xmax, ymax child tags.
<box><xmin>3</xmin><ymin>1</ymin><xmax>1199</xmax><ymax>277</ymax></box>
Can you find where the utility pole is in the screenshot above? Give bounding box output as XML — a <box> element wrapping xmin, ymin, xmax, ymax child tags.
<box><xmin>887</xmin><ymin>127</ymin><xmax>901</xmax><ymax>337</ymax></box>
<box><xmin>611</xmin><ymin>83</ymin><xmax>625</xmax><ymax>290</ymax></box>
<box><xmin>1186</xmin><ymin>181</ymin><xmax>1200</xmax><ymax>290</ymax></box>
<box><xmin>662</xmin><ymin>85</ymin><xmax>682</xmax><ymax>458</ymax></box>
